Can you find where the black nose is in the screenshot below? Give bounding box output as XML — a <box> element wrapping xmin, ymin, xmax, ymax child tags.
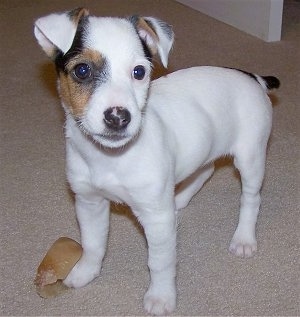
<box><xmin>103</xmin><ymin>107</ymin><xmax>131</xmax><ymax>130</ymax></box>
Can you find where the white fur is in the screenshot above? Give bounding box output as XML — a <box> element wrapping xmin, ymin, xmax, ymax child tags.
<box><xmin>34</xmin><ymin>11</ymin><xmax>274</xmax><ymax>316</ymax></box>
<box><xmin>34</xmin><ymin>12</ymin><xmax>78</xmax><ymax>56</ymax></box>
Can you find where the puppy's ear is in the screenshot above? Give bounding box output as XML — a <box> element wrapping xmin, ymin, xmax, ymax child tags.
<box><xmin>34</xmin><ymin>8</ymin><xmax>89</xmax><ymax>59</ymax></box>
<box><xmin>131</xmin><ymin>16</ymin><xmax>174</xmax><ymax>68</ymax></box>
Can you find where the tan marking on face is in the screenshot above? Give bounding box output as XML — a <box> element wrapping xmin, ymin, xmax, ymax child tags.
<box><xmin>59</xmin><ymin>74</ymin><xmax>90</xmax><ymax>117</ymax></box>
<box><xmin>59</xmin><ymin>49</ymin><xmax>105</xmax><ymax>118</ymax></box>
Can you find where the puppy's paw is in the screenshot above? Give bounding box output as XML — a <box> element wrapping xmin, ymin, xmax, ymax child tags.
<box><xmin>229</xmin><ymin>241</ymin><xmax>257</xmax><ymax>257</ymax></box>
<box><xmin>229</xmin><ymin>225</ymin><xmax>257</xmax><ymax>258</ymax></box>
<box><xmin>63</xmin><ymin>256</ymin><xmax>101</xmax><ymax>288</ymax></box>
<box><xmin>229</xmin><ymin>234</ymin><xmax>257</xmax><ymax>258</ymax></box>
<box><xmin>144</xmin><ymin>286</ymin><xmax>176</xmax><ymax>316</ymax></box>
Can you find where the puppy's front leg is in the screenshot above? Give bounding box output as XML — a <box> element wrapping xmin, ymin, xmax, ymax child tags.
<box><xmin>64</xmin><ymin>195</ymin><xmax>110</xmax><ymax>288</ymax></box>
<box><xmin>138</xmin><ymin>208</ymin><xmax>177</xmax><ymax>315</ymax></box>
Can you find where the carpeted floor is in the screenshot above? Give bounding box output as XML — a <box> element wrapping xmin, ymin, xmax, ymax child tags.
<box><xmin>1</xmin><ymin>0</ymin><xmax>299</xmax><ymax>315</ymax></box>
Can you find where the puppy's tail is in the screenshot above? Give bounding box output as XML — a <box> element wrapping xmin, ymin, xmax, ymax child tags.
<box><xmin>228</xmin><ymin>68</ymin><xmax>280</xmax><ymax>92</ymax></box>
<box><xmin>254</xmin><ymin>74</ymin><xmax>280</xmax><ymax>91</ymax></box>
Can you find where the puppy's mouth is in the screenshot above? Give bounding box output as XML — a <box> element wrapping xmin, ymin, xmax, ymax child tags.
<box><xmin>93</xmin><ymin>130</ymin><xmax>139</xmax><ymax>148</ymax></box>
<box><xmin>99</xmin><ymin>130</ymin><xmax>130</xmax><ymax>142</ymax></box>
<box><xmin>75</xmin><ymin>119</ymin><xmax>139</xmax><ymax>148</ymax></box>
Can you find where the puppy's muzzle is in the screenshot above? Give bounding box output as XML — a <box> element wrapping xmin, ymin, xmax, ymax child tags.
<box><xmin>103</xmin><ymin>107</ymin><xmax>131</xmax><ymax>131</ymax></box>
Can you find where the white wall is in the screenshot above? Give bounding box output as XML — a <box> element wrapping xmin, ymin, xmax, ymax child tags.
<box><xmin>176</xmin><ymin>0</ymin><xmax>283</xmax><ymax>42</ymax></box>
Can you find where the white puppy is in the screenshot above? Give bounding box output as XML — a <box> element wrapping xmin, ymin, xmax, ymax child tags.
<box><xmin>34</xmin><ymin>8</ymin><xmax>279</xmax><ymax>315</ymax></box>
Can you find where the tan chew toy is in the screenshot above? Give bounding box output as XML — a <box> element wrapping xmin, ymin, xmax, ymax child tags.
<box><xmin>35</xmin><ymin>237</ymin><xmax>83</xmax><ymax>298</ymax></box>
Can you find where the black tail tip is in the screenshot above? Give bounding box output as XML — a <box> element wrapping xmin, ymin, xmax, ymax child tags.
<box><xmin>263</xmin><ymin>76</ymin><xmax>280</xmax><ymax>90</ymax></box>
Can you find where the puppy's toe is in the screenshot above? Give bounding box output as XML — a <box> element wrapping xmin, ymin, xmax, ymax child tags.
<box><xmin>63</xmin><ymin>258</ymin><xmax>101</xmax><ymax>288</ymax></box>
<box><xmin>229</xmin><ymin>240</ymin><xmax>257</xmax><ymax>258</ymax></box>
<box><xmin>144</xmin><ymin>287</ymin><xmax>176</xmax><ymax>316</ymax></box>
<box><xmin>144</xmin><ymin>296</ymin><xmax>176</xmax><ymax>316</ymax></box>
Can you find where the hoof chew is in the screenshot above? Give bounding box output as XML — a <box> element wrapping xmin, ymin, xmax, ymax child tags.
<box><xmin>35</xmin><ymin>237</ymin><xmax>82</xmax><ymax>298</ymax></box>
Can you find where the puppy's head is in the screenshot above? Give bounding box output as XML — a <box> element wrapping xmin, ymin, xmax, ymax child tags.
<box><xmin>34</xmin><ymin>8</ymin><xmax>174</xmax><ymax>148</ymax></box>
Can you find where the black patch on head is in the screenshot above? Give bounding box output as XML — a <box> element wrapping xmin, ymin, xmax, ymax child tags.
<box><xmin>128</xmin><ymin>15</ymin><xmax>139</xmax><ymax>28</ymax></box>
<box><xmin>70</xmin><ymin>58</ymin><xmax>110</xmax><ymax>87</ymax></box>
<box><xmin>140</xmin><ymin>39</ymin><xmax>152</xmax><ymax>62</ymax></box>
<box><xmin>67</xmin><ymin>7</ymin><xmax>85</xmax><ymax>21</ymax></box>
<box><xmin>91</xmin><ymin>58</ymin><xmax>110</xmax><ymax>88</ymax></box>
<box><xmin>55</xmin><ymin>15</ymin><xmax>89</xmax><ymax>73</ymax></box>
<box><xmin>54</xmin><ymin>12</ymin><xmax>110</xmax><ymax>93</ymax></box>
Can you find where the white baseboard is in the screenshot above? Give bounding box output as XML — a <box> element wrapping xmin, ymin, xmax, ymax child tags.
<box><xmin>176</xmin><ymin>0</ymin><xmax>283</xmax><ymax>42</ymax></box>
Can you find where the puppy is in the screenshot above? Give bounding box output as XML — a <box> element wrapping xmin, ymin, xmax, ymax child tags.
<box><xmin>34</xmin><ymin>8</ymin><xmax>279</xmax><ymax>315</ymax></box>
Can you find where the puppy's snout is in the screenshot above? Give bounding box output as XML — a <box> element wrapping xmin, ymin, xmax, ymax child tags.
<box><xmin>103</xmin><ymin>107</ymin><xmax>131</xmax><ymax>130</ymax></box>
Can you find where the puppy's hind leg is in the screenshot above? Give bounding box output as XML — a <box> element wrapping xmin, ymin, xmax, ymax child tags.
<box><xmin>230</xmin><ymin>147</ymin><xmax>267</xmax><ymax>258</ymax></box>
<box><xmin>175</xmin><ymin>164</ymin><xmax>214</xmax><ymax>210</ymax></box>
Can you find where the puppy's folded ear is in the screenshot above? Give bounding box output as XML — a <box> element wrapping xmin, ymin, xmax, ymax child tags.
<box><xmin>131</xmin><ymin>16</ymin><xmax>174</xmax><ymax>68</ymax></box>
<box><xmin>34</xmin><ymin>8</ymin><xmax>89</xmax><ymax>59</ymax></box>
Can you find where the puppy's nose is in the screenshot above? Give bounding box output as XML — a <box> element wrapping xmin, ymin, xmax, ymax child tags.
<box><xmin>103</xmin><ymin>107</ymin><xmax>131</xmax><ymax>130</ymax></box>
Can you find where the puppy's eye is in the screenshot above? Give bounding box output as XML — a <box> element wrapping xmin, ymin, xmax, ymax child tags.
<box><xmin>73</xmin><ymin>63</ymin><xmax>92</xmax><ymax>81</ymax></box>
<box><xmin>133</xmin><ymin>65</ymin><xmax>146</xmax><ymax>80</ymax></box>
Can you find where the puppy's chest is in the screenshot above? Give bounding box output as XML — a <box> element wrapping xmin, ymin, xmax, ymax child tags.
<box><xmin>89</xmin><ymin>164</ymin><xmax>131</xmax><ymax>203</ymax></box>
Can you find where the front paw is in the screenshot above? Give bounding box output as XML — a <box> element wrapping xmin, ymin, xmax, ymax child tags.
<box><xmin>144</xmin><ymin>285</ymin><xmax>176</xmax><ymax>316</ymax></box>
<box><xmin>63</xmin><ymin>256</ymin><xmax>101</xmax><ymax>288</ymax></box>
<box><xmin>229</xmin><ymin>230</ymin><xmax>257</xmax><ymax>258</ymax></box>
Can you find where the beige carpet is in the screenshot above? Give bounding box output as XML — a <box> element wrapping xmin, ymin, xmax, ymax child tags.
<box><xmin>1</xmin><ymin>0</ymin><xmax>299</xmax><ymax>315</ymax></box>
